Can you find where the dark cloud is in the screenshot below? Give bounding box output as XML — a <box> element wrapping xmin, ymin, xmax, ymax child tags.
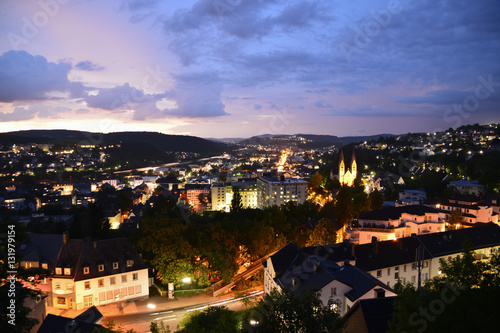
<box><xmin>83</xmin><ymin>83</ymin><xmax>161</xmax><ymax>110</ymax></box>
<box><xmin>314</xmin><ymin>99</ymin><xmax>332</xmax><ymax>108</ymax></box>
<box><xmin>75</xmin><ymin>60</ymin><xmax>104</xmax><ymax>71</ymax></box>
<box><xmin>0</xmin><ymin>104</ymin><xmax>66</xmax><ymax>121</ymax></box>
<box><xmin>0</xmin><ymin>50</ymin><xmax>84</xmax><ymax>103</ymax></box>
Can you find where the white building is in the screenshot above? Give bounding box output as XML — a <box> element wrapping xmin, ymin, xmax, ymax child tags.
<box><xmin>211</xmin><ymin>181</ymin><xmax>258</xmax><ymax>212</ymax></box>
<box><xmin>257</xmin><ymin>176</ymin><xmax>308</xmax><ymax>208</ymax></box>
<box><xmin>347</xmin><ymin>205</ymin><xmax>447</xmax><ymax>245</ymax></box>
<box><xmin>435</xmin><ymin>198</ymin><xmax>499</xmax><ymax>225</ymax></box>
<box><xmin>51</xmin><ymin>237</ymin><xmax>149</xmax><ymax>310</ymax></box>
<box><xmin>354</xmin><ymin>223</ymin><xmax>500</xmax><ymax>289</ymax></box>
<box><xmin>263</xmin><ymin>242</ymin><xmax>395</xmax><ymax>316</ymax></box>
<box><xmin>448</xmin><ymin>180</ymin><xmax>485</xmax><ymax>196</ymax></box>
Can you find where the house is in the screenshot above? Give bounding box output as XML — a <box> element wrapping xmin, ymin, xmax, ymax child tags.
<box><xmin>344</xmin><ymin>296</ymin><xmax>395</xmax><ymax>333</ymax></box>
<box><xmin>398</xmin><ymin>190</ymin><xmax>427</xmax><ymax>205</ymax></box>
<box><xmin>353</xmin><ymin>223</ymin><xmax>500</xmax><ymax>289</ymax></box>
<box><xmin>347</xmin><ymin>205</ymin><xmax>447</xmax><ymax>244</ymax></box>
<box><xmin>263</xmin><ymin>243</ymin><xmax>395</xmax><ymax>316</ymax></box>
<box><xmin>51</xmin><ymin>237</ymin><xmax>149</xmax><ymax>310</ymax></box>
<box><xmin>257</xmin><ymin>176</ymin><xmax>308</xmax><ymax>208</ymax></box>
<box><xmin>435</xmin><ymin>197</ymin><xmax>498</xmax><ymax>225</ymax></box>
<box><xmin>448</xmin><ymin>180</ymin><xmax>485</xmax><ymax>196</ymax></box>
<box><xmin>211</xmin><ymin>180</ymin><xmax>258</xmax><ymax>212</ymax></box>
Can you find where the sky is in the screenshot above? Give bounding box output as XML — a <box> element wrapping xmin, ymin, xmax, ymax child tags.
<box><xmin>0</xmin><ymin>0</ymin><xmax>499</xmax><ymax>138</ymax></box>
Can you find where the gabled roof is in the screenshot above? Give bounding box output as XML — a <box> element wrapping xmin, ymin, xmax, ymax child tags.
<box><xmin>54</xmin><ymin>237</ymin><xmax>148</xmax><ymax>281</ymax></box>
<box><xmin>345</xmin><ymin>297</ymin><xmax>395</xmax><ymax>333</ymax></box>
<box><xmin>269</xmin><ymin>242</ymin><xmax>300</xmax><ymax>276</ymax></box>
<box><xmin>20</xmin><ymin>233</ymin><xmax>63</xmax><ymax>264</ymax></box>
<box><xmin>74</xmin><ymin>305</ymin><xmax>103</xmax><ymax>323</ymax></box>
<box><xmin>38</xmin><ymin>314</ymin><xmax>103</xmax><ymax>333</ymax></box>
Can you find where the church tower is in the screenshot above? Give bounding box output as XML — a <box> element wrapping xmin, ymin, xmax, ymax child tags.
<box><xmin>351</xmin><ymin>150</ymin><xmax>357</xmax><ymax>176</ymax></box>
<box><xmin>339</xmin><ymin>149</ymin><xmax>345</xmax><ymax>184</ymax></box>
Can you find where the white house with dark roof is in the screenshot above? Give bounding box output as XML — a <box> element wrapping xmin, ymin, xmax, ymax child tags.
<box><xmin>263</xmin><ymin>243</ymin><xmax>395</xmax><ymax>316</ymax></box>
<box><xmin>435</xmin><ymin>197</ymin><xmax>498</xmax><ymax>225</ymax></box>
<box><xmin>51</xmin><ymin>237</ymin><xmax>149</xmax><ymax>310</ymax></box>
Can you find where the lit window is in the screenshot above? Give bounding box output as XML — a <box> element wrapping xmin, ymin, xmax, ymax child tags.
<box><xmin>41</xmin><ymin>263</ymin><xmax>48</xmax><ymax>269</ymax></box>
<box><xmin>64</xmin><ymin>268</ymin><xmax>71</xmax><ymax>275</ymax></box>
<box><xmin>110</xmin><ymin>277</ymin><xmax>116</xmax><ymax>285</ymax></box>
<box><xmin>67</xmin><ymin>284</ymin><xmax>73</xmax><ymax>291</ymax></box>
<box><xmin>122</xmin><ymin>275</ymin><xmax>127</xmax><ymax>283</ymax></box>
<box><xmin>127</xmin><ymin>260</ymin><xmax>134</xmax><ymax>267</ymax></box>
<box><xmin>84</xmin><ymin>267</ymin><xmax>89</xmax><ymax>274</ymax></box>
<box><xmin>55</xmin><ymin>267</ymin><xmax>62</xmax><ymax>275</ymax></box>
<box><xmin>132</xmin><ymin>273</ymin><xmax>138</xmax><ymax>281</ymax></box>
<box><xmin>55</xmin><ymin>283</ymin><xmax>60</xmax><ymax>290</ymax></box>
<box><xmin>113</xmin><ymin>262</ymin><xmax>118</xmax><ymax>269</ymax></box>
<box><xmin>98</xmin><ymin>264</ymin><xmax>104</xmax><ymax>272</ymax></box>
<box><xmin>85</xmin><ymin>281</ymin><xmax>91</xmax><ymax>290</ymax></box>
<box><xmin>98</xmin><ymin>279</ymin><xmax>104</xmax><ymax>287</ymax></box>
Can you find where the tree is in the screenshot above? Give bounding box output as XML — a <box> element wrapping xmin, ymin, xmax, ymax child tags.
<box><xmin>309</xmin><ymin>172</ymin><xmax>323</xmax><ymax>190</ymax></box>
<box><xmin>244</xmin><ymin>288</ymin><xmax>343</xmax><ymax>333</ymax></box>
<box><xmin>177</xmin><ymin>306</ymin><xmax>240</xmax><ymax>333</ymax></box>
<box><xmin>306</xmin><ymin>218</ymin><xmax>337</xmax><ymax>246</ymax></box>
<box><xmin>150</xmin><ymin>321</ymin><xmax>171</xmax><ymax>333</ymax></box>
<box><xmin>230</xmin><ymin>189</ymin><xmax>243</xmax><ymax>212</ymax></box>
<box><xmin>448</xmin><ymin>210</ymin><xmax>463</xmax><ymax>228</ymax></box>
<box><xmin>369</xmin><ymin>189</ymin><xmax>384</xmax><ymax>210</ymax></box>
<box><xmin>335</xmin><ymin>186</ymin><xmax>353</xmax><ymax>226</ymax></box>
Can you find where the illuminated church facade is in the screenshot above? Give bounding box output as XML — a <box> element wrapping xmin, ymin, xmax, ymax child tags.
<box><xmin>337</xmin><ymin>149</ymin><xmax>357</xmax><ymax>186</ymax></box>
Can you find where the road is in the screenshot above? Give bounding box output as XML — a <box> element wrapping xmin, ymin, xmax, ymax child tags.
<box><xmin>104</xmin><ymin>290</ymin><xmax>262</xmax><ymax>332</ymax></box>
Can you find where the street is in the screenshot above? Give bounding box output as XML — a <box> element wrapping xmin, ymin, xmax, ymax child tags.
<box><xmin>104</xmin><ymin>290</ymin><xmax>263</xmax><ymax>332</ymax></box>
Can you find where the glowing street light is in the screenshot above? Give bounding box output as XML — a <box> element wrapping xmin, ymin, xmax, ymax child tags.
<box><xmin>182</xmin><ymin>277</ymin><xmax>191</xmax><ymax>284</ymax></box>
<box><xmin>147</xmin><ymin>303</ymin><xmax>156</xmax><ymax>309</ymax></box>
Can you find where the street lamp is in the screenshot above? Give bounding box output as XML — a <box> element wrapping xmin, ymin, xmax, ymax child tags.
<box><xmin>182</xmin><ymin>277</ymin><xmax>191</xmax><ymax>284</ymax></box>
<box><xmin>147</xmin><ymin>303</ymin><xmax>156</xmax><ymax>309</ymax></box>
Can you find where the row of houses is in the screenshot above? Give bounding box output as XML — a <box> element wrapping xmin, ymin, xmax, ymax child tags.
<box><xmin>264</xmin><ymin>223</ymin><xmax>500</xmax><ymax>317</ymax></box>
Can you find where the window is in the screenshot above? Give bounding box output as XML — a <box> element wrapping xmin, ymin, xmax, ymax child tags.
<box><xmin>411</xmin><ymin>276</ymin><xmax>416</xmax><ymax>284</ymax></box>
<box><xmin>128</xmin><ymin>286</ymin><xmax>135</xmax><ymax>295</ymax></box>
<box><xmin>387</xmin><ymin>268</ymin><xmax>391</xmax><ymax>276</ymax></box>
<box><xmin>64</xmin><ymin>268</ymin><xmax>71</xmax><ymax>275</ymax></box>
<box><xmin>99</xmin><ymin>292</ymin><xmax>105</xmax><ymax>303</ymax></box>
<box><xmin>98</xmin><ymin>279</ymin><xmax>104</xmax><ymax>287</ymax></box>
<box><xmin>121</xmin><ymin>287</ymin><xmax>128</xmax><ymax>297</ymax></box>
<box><xmin>110</xmin><ymin>277</ymin><xmax>116</xmax><ymax>285</ymax></box>
<box><xmin>132</xmin><ymin>273</ymin><xmax>138</xmax><ymax>281</ymax></box>
<box><xmin>84</xmin><ymin>281</ymin><xmax>91</xmax><ymax>290</ymax></box>
<box><xmin>84</xmin><ymin>295</ymin><xmax>93</xmax><ymax>307</ymax></box>
<box><xmin>98</xmin><ymin>264</ymin><xmax>104</xmax><ymax>272</ymax></box>
<box><xmin>57</xmin><ymin>297</ymin><xmax>66</xmax><ymax>305</ymax></box>
<box><xmin>412</xmin><ymin>263</ymin><xmax>417</xmax><ymax>270</ymax></box>
<box><xmin>127</xmin><ymin>260</ymin><xmax>134</xmax><ymax>267</ymax></box>
<box><xmin>106</xmin><ymin>290</ymin><xmax>113</xmax><ymax>300</ymax></box>
<box><xmin>331</xmin><ymin>287</ymin><xmax>337</xmax><ymax>296</ymax></box>
<box><xmin>83</xmin><ymin>267</ymin><xmax>90</xmax><ymax>274</ymax></box>
<box><xmin>67</xmin><ymin>283</ymin><xmax>73</xmax><ymax>291</ymax></box>
<box><xmin>55</xmin><ymin>283</ymin><xmax>60</xmax><ymax>290</ymax></box>
<box><xmin>404</xmin><ymin>265</ymin><xmax>407</xmax><ymax>272</ymax></box>
<box><xmin>387</xmin><ymin>281</ymin><xmax>390</xmax><ymax>288</ymax></box>
<box><xmin>41</xmin><ymin>263</ymin><xmax>48</xmax><ymax>269</ymax></box>
<box><xmin>423</xmin><ymin>261</ymin><xmax>429</xmax><ymax>268</ymax></box>
<box><xmin>122</xmin><ymin>275</ymin><xmax>127</xmax><ymax>283</ymax></box>
<box><xmin>114</xmin><ymin>289</ymin><xmax>120</xmax><ymax>299</ymax></box>
<box><xmin>376</xmin><ymin>270</ymin><xmax>382</xmax><ymax>278</ymax></box>
<box><xmin>113</xmin><ymin>262</ymin><xmax>118</xmax><ymax>269</ymax></box>
<box><xmin>55</xmin><ymin>267</ymin><xmax>62</xmax><ymax>275</ymax></box>
<box><xmin>135</xmin><ymin>284</ymin><xmax>142</xmax><ymax>294</ymax></box>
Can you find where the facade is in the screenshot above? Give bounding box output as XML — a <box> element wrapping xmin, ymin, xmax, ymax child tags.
<box><xmin>398</xmin><ymin>190</ymin><xmax>427</xmax><ymax>205</ymax></box>
<box><xmin>211</xmin><ymin>180</ymin><xmax>258</xmax><ymax>212</ymax></box>
<box><xmin>339</xmin><ymin>149</ymin><xmax>357</xmax><ymax>186</ymax></box>
<box><xmin>257</xmin><ymin>176</ymin><xmax>308</xmax><ymax>208</ymax></box>
<box><xmin>51</xmin><ymin>237</ymin><xmax>149</xmax><ymax>310</ymax></box>
<box><xmin>353</xmin><ymin>223</ymin><xmax>500</xmax><ymax>289</ymax></box>
<box><xmin>435</xmin><ymin>198</ymin><xmax>499</xmax><ymax>225</ymax></box>
<box><xmin>184</xmin><ymin>184</ymin><xmax>211</xmax><ymax>210</ymax></box>
<box><xmin>448</xmin><ymin>180</ymin><xmax>485</xmax><ymax>196</ymax></box>
<box><xmin>263</xmin><ymin>242</ymin><xmax>395</xmax><ymax>316</ymax></box>
<box><xmin>347</xmin><ymin>205</ymin><xmax>447</xmax><ymax>245</ymax></box>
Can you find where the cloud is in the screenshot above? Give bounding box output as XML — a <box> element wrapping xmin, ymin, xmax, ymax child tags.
<box><xmin>254</xmin><ymin>104</ymin><xmax>263</xmax><ymax>110</ymax></box>
<box><xmin>83</xmin><ymin>83</ymin><xmax>162</xmax><ymax>110</ymax></box>
<box><xmin>0</xmin><ymin>50</ymin><xmax>84</xmax><ymax>103</ymax></box>
<box><xmin>75</xmin><ymin>60</ymin><xmax>104</xmax><ymax>71</ymax></box>
<box><xmin>0</xmin><ymin>104</ymin><xmax>67</xmax><ymax>121</ymax></box>
<box><xmin>314</xmin><ymin>99</ymin><xmax>332</xmax><ymax>108</ymax></box>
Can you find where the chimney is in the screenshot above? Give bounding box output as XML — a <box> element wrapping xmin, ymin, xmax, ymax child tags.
<box><xmin>62</xmin><ymin>231</ymin><xmax>68</xmax><ymax>245</ymax></box>
<box><xmin>371</xmin><ymin>236</ymin><xmax>378</xmax><ymax>254</ymax></box>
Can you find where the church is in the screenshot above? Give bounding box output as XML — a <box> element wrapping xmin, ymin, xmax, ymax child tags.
<box><xmin>331</xmin><ymin>149</ymin><xmax>357</xmax><ymax>186</ymax></box>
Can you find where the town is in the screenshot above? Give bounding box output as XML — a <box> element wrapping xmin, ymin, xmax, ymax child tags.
<box><xmin>1</xmin><ymin>122</ymin><xmax>500</xmax><ymax>332</ymax></box>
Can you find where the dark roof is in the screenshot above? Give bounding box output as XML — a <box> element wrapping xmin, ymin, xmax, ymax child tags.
<box><xmin>345</xmin><ymin>297</ymin><xmax>395</xmax><ymax>333</ymax></box>
<box><xmin>271</xmin><ymin>246</ymin><xmax>390</xmax><ymax>302</ymax></box>
<box><xmin>54</xmin><ymin>238</ymin><xmax>148</xmax><ymax>281</ymax></box>
<box><xmin>74</xmin><ymin>306</ymin><xmax>103</xmax><ymax>323</ymax></box>
<box><xmin>359</xmin><ymin>205</ymin><xmax>441</xmax><ymax>221</ymax></box>
<box><xmin>269</xmin><ymin>242</ymin><xmax>300</xmax><ymax>276</ymax></box>
<box><xmin>20</xmin><ymin>233</ymin><xmax>63</xmax><ymax>265</ymax></box>
<box><xmin>355</xmin><ymin>223</ymin><xmax>500</xmax><ymax>271</ymax></box>
<box><xmin>37</xmin><ymin>314</ymin><xmax>103</xmax><ymax>333</ymax></box>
